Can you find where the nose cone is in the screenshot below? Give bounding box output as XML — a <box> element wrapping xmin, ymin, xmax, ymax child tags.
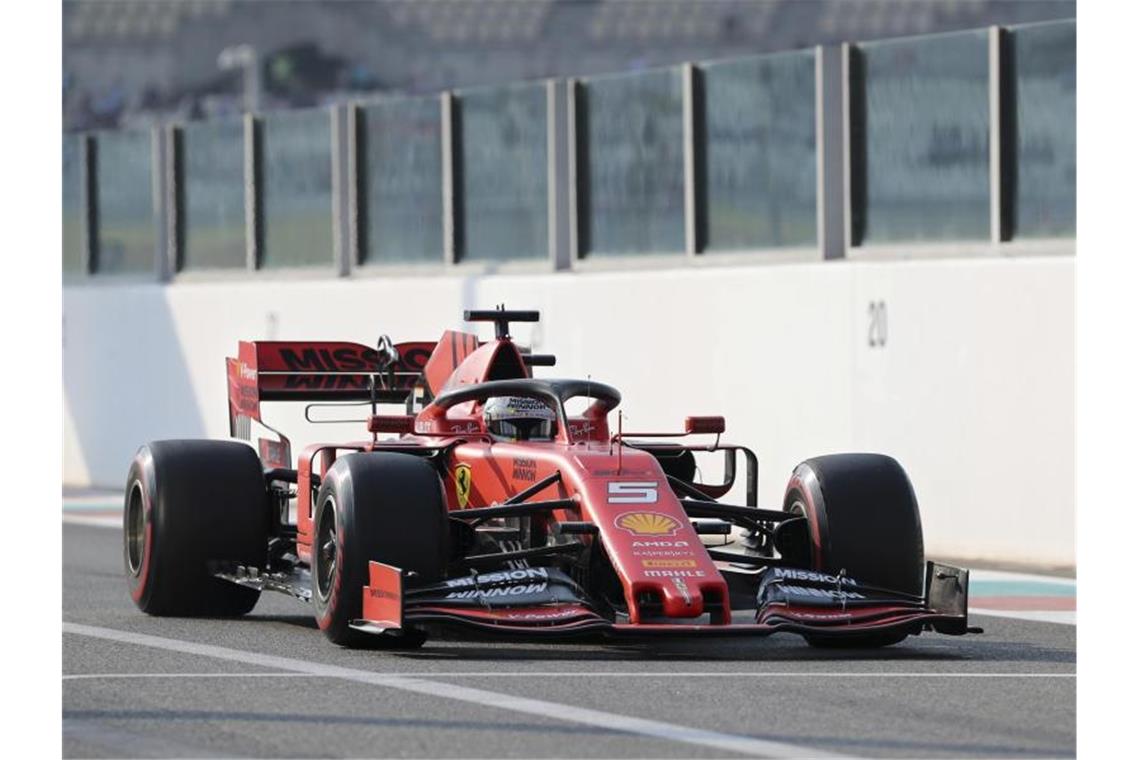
<box><xmin>659</xmin><ymin>575</ymin><xmax>705</xmax><ymax>617</ymax></box>
<box><xmin>568</xmin><ymin>449</ymin><xmax>731</xmax><ymax>624</ymax></box>
<box><xmin>603</xmin><ymin>505</ymin><xmax>729</xmax><ymax>621</ymax></box>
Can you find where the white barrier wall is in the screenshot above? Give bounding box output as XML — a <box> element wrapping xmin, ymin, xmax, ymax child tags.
<box><xmin>63</xmin><ymin>255</ymin><xmax>1074</xmax><ymax>566</ymax></box>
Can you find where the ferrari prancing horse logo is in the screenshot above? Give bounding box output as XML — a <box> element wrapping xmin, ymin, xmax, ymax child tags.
<box><xmin>454</xmin><ymin>463</ymin><xmax>473</xmax><ymax>509</ymax></box>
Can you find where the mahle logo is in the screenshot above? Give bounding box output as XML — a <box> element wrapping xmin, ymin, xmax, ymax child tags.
<box><xmin>454</xmin><ymin>463</ymin><xmax>473</xmax><ymax>508</ymax></box>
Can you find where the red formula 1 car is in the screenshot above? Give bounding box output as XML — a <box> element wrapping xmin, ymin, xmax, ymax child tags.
<box><xmin>124</xmin><ymin>309</ymin><xmax>977</xmax><ymax>648</ymax></box>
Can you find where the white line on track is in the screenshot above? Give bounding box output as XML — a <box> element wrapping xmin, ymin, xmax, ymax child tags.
<box><xmin>969</xmin><ymin>569</ymin><xmax>1076</xmax><ymax>585</ymax></box>
<box><xmin>62</xmin><ymin>515</ymin><xmax>121</xmax><ymax>529</ymax></box>
<box><xmin>62</xmin><ymin>493</ymin><xmax>121</xmax><ymax>506</ymax></box>
<box><xmin>64</xmin><ymin>671</ymin><xmax>1075</xmax><ymax>680</ymax></box>
<box><xmin>61</xmin><ymin>501</ymin><xmax>121</xmax><ymax>511</ymax></box>
<box><xmin>972</xmin><ymin>609</ymin><xmax>1077</xmax><ymax>625</ymax></box>
<box><xmin>63</xmin><ymin>622</ymin><xmax>853</xmax><ymax>759</ymax></box>
<box><xmin>64</xmin><ymin>672</ymin><xmax>310</xmax><ymax>680</ymax></box>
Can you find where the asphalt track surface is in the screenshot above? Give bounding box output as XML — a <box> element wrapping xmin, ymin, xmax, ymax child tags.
<box><xmin>63</xmin><ymin>522</ymin><xmax>1075</xmax><ymax>759</ymax></box>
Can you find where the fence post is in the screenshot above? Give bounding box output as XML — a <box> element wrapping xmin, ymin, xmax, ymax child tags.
<box><xmin>244</xmin><ymin>113</ymin><xmax>262</xmax><ymax>271</ymax></box>
<box><xmin>682</xmin><ymin>62</ymin><xmax>705</xmax><ymax>258</ymax></box>
<box><xmin>81</xmin><ymin>134</ymin><xmax>98</xmax><ymax>275</ymax></box>
<box><xmin>347</xmin><ymin>103</ymin><xmax>364</xmax><ymax>268</ymax></box>
<box><xmin>441</xmin><ymin>91</ymin><xmax>457</xmax><ymax>265</ymax></box>
<box><xmin>166</xmin><ymin>124</ymin><xmax>182</xmax><ymax>276</ymax></box>
<box><xmin>331</xmin><ymin>104</ymin><xmax>352</xmax><ymax>276</ymax></box>
<box><xmin>841</xmin><ymin>42</ymin><xmax>862</xmax><ymax>252</ymax></box>
<box><xmin>547</xmin><ymin>79</ymin><xmax>571</xmax><ymax>271</ymax></box>
<box><xmin>817</xmin><ymin>44</ymin><xmax>848</xmax><ymax>261</ymax></box>
<box><xmin>989</xmin><ymin>25</ymin><xmax>1013</xmax><ymax>244</ymax></box>
<box><xmin>151</xmin><ymin>125</ymin><xmax>172</xmax><ymax>282</ymax></box>
<box><xmin>566</xmin><ymin>79</ymin><xmax>581</xmax><ymax>264</ymax></box>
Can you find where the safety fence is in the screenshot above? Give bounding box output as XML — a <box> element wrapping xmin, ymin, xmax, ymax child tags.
<box><xmin>61</xmin><ymin>19</ymin><xmax>1074</xmax><ymax>280</ymax></box>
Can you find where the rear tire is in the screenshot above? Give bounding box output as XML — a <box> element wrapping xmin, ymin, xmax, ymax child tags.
<box><xmin>125</xmin><ymin>440</ymin><xmax>268</xmax><ymax>616</ymax></box>
<box><xmin>311</xmin><ymin>452</ymin><xmax>449</xmax><ymax>648</ymax></box>
<box><xmin>783</xmin><ymin>453</ymin><xmax>924</xmax><ymax>649</ymax></box>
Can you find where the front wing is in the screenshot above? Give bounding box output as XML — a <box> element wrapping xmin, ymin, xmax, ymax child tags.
<box><xmin>351</xmin><ymin>561</ymin><xmax>977</xmax><ymax>640</ymax></box>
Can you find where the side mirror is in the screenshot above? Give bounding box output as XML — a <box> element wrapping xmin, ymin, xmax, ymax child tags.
<box><xmin>684</xmin><ymin>416</ymin><xmax>725</xmax><ymax>435</ymax></box>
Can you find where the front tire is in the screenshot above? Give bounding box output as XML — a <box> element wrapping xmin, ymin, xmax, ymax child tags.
<box><xmin>125</xmin><ymin>440</ymin><xmax>268</xmax><ymax>616</ymax></box>
<box><xmin>783</xmin><ymin>453</ymin><xmax>924</xmax><ymax>649</ymax></box>
<box><xmin>311</xmin><ymin>452</ymin><xmax>449</xmax><ymax>648</ymax></box>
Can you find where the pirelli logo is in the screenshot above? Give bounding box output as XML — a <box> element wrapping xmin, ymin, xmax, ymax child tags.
<box><xmin>641</xmin><ymin>559</ymin><xmax>698</xmax><ymax>569</ymax></box>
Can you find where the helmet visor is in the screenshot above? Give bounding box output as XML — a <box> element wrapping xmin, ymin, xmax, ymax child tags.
<box><xmin>490</xmin><ymin>417</ymin><xmax>554</xmax><ymax>441</ymax></box>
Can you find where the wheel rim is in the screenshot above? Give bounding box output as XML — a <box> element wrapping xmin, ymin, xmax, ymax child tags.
<box><xmin>125</xmin><ymin>481</ymin><xmax>145</xmax><ymax>576</ymax></box>
<box><xmin>784</xmin><ymin>497</ymin><xmax>815</xmax><ymax>568</ymax></box>
<box><xmin>315</xmin><ymin>496</ymin><xmax>338</xmax><ymax>601</ymax></box>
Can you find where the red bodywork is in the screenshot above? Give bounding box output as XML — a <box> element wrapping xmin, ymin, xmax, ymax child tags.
<box><xmin>226</xmin><ymin>317</ymin><xmax>971</xmax><ymax>640</ymax></box>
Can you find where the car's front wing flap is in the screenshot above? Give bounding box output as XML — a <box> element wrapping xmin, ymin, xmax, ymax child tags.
<box><xmin>351</xmin><ymin>560</ymin><xmax>976</xmax><ymax>639</ymax></box>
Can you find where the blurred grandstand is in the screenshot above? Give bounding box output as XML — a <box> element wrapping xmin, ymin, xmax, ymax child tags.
<box><xmin>63</xmin><ymin>0</ymin><xmax>1076</xmax><ymax>132</ymax></box>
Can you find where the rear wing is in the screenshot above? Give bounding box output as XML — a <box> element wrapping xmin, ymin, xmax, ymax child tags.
<box><xmin>225</xmin><ymin>309</ymin><xmax>552</xmax><ymax>468</ymax></box>
<box><xmin>226</xmin><ymin>340</ymin><xmax>434</xmax><ymax>464</ymax></box>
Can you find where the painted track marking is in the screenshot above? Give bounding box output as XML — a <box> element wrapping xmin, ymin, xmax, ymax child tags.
<box><xmin>64</xmin><ymin>719</ymin><xmax>237</xmax><ymax>759</ymax></box>
<box><xmin>62</xmin><ymin>514</ymin><xmax>122</xmax><ymax>529</ymax></box>
<box><xmin>65</xmin><ymin>671</ymin><xmax>1075</xmax><ymax>680</ymax></box>
<box><xmin>64</xmin><ymin>622</ymin><xmax>854</xmax><ymax>759</ymax></box>
<box><xmin>65</xmin><ymin>672</ymin><xmax>309</xmax><ymax>680</ymax></box>
<box><xmin>971</xmin><ymin>609</ymin><xmax>1076</xmax><ymax>625</ymax></box>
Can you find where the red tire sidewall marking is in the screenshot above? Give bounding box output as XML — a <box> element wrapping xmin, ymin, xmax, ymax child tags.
<box><xmin>787</xmin><ymin>473</ymin><xmax>825</xmax><ymax>572</ymax></box>
<box><xmin>129</xmin><ymin>470</ymin><xmax>155</xmax><ymax>603</ymax></box>
<box><xmin>316</xmin><ymin>496</ymin><xmax>345</xmax><ymax>631</ymax></box>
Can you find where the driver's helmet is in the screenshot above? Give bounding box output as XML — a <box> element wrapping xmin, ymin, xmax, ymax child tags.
<box><xmin>483</xmin><ymin>396</ymin><xmax>557</xmax><ymax>442</ymax></box>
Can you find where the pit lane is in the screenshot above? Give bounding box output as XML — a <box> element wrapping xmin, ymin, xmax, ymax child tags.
<box><xmin>63</xmin><ymin>518</ymin><xmax>1075</xmax><ymax>759</ymax></box>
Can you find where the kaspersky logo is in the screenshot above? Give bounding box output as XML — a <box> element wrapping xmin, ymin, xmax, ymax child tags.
<box><xmin>614</xmin><ymin>511</ymin><xmax>681</xmax><ymax>537</ymax></box>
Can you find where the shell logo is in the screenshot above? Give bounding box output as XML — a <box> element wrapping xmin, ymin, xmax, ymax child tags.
<box><xmin>614</xmin><ymin>511</ymin><xmax>681</xmax><ymax>537</ymax></box>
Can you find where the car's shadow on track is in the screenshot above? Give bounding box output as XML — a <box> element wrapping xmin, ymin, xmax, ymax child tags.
<box><xmin>240</xmin><ymin>614</ymin><xmax>1073</xmax><ymax>665</ymax></box>
<box><xmin>245</xmin><ymin>613</ymin><xmax>320</xmax><ymax>630</ymax></box>
<box><xmin>389</xmin><ymin>634</ymin><xmax>1073</xmax><ymax>664</ymax></box>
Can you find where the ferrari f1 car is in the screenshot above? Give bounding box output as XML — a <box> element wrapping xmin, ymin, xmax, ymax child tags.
<box><xmin>124</xmin><ymin>309</ymin><xmax>978</xmax><ymax>648</ymax></box>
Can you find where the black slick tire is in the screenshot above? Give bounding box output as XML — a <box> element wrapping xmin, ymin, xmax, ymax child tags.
<box><xmin>311</xmin><ymin>452</ymin><xmax>449</xmax><ymax>648</ymax></box>
<box><xmin>124</xmin><ymin>440</ymin><xmax>268</xmax><ymax>616</ymax></box>
<box><xmin>783</xmin><ymin>453</ymin><xmax>924</xmax><ymax>649</ymax></box>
